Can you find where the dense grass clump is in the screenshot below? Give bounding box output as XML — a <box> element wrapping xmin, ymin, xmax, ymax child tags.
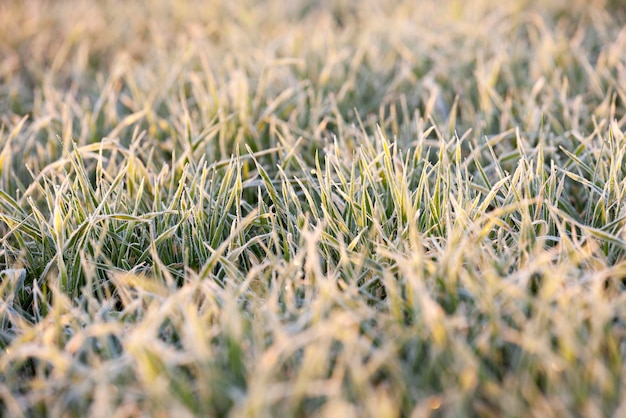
<box><xmin>1</xmin><ymin>0</ymin><xmax>626</xmax><ymax>416</ymax></box>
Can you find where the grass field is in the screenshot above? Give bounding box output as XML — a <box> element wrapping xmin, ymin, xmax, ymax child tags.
<box><xmin>1</xmin><ymin>0</ymin><xmax>626</xmax><ymax>416</ymax></box>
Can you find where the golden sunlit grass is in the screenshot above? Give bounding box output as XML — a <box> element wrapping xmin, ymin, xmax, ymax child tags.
<box><xmin>1</xmin><ymin>0</ymin><xmax>626</xmax><ymax>416</ymax></box>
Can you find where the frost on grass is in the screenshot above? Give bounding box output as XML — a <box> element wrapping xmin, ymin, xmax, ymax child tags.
<box><xmin>1</xmin><ymin>0</ymin><xmax>626</xmax><ymax>416</ymax></box>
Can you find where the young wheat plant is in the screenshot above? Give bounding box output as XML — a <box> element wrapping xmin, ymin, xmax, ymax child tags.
<box><xmin>0</xmin><ymin>0</ymin><xmax>625</xmax><ymax>416</ymax></box>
